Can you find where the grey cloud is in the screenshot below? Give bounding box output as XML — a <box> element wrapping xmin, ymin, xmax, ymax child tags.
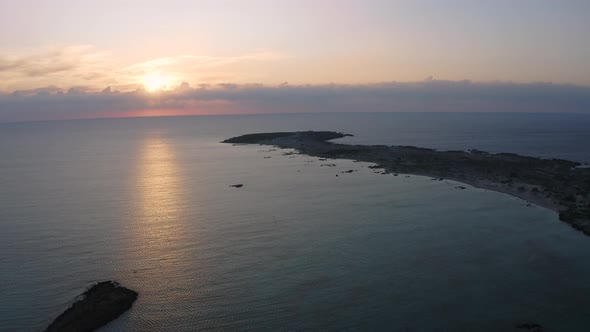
<box><xmin>1</xmin><ymin>80</ymin><xmax>589</xmax><ymax>123</ymax></box>
<box><xmin>11</xmin><ymin>85</ymin><xmax>63</xmax><ymax>97</ymax></box>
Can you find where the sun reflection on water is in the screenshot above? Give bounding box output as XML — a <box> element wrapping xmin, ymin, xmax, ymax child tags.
<box><xmin>137</xmin><ymin>136</ymin><xmax>182</xmax><ymax>225</ymax></box>
<box><xmin>126</xmin><ymin>134</ymin><xmax>196</xmax><ymax>321</ymax></box>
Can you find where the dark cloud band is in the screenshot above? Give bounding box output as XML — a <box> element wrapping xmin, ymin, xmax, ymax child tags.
<box><xmin>1</xmin><ymin>80</ymin><xmax>589</xmax><ymax>122</ymax></box>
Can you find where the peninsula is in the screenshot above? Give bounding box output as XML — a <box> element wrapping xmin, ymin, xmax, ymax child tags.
<box><xmin>223</xmin><ymin>131</ymin><xmax>590</xmax><ymax>236</ymax></box>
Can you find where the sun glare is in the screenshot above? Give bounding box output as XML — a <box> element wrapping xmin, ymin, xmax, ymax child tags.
<box><xmin>143</xmin><ymin>73</ymin><xmax>169</xmax><ymax>92</ymax></box>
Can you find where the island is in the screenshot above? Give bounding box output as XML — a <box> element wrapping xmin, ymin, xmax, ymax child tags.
<box><xmin>223</xmin><ymin>131</ymin><xmax>590</xmax><ymax>236</ymax></box>
<box><xmin>45</xmin><ymin>281</ymin><xmax>138</xmax><ymax>332</ymax></box>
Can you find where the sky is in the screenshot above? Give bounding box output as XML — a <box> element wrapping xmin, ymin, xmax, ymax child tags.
<box><xmin>1</xmin><ymin>0</ymin><xmax>589</xmax><ymax>122</ymax></box>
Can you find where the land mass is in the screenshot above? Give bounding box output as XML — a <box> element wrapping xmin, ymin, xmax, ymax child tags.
<box><xmin>223</xmin><ymin>131</ymin><xmax>590</xmax><ymax>236</ymax></box>
<box><xmin>45</xmin><ymin>281</ymin><xmax>138</xmax><ymax>332</ymax></box>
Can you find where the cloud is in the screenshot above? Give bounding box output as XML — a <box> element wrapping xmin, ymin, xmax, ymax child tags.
<box><xmin>0</xmin><ymin>45</ymin><xmax>115</xmax><ymax>92</ymax></box>
<box><xmin>125</xmin><ymin>51</ymin><xmax>286</xmax><ymax>72</ymax></box>
<box><xmin>0</xmin><ymin>46</ymin><xmax>288</xmax><ymax>93</ymax></box>
<box><xmin>1</xmin><ymin>80</ymin><xmax>589</xmax><ymax>123</ymax></box>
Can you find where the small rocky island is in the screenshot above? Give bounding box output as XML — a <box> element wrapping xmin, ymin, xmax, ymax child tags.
<box><xmin>223</xmin><ymin>131</ymin><xmax>590</xmax><ymax>235</ymax></box>
<box><xmin>45</xmin><ymin>281</ymin><xmax>138</xmax><ymax>332</ymax></box>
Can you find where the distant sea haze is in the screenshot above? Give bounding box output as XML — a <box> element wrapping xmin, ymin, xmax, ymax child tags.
<box><xmin>1</xmin><ymin>112</ymin><xmax>590</xmax><ymax>331</ymax></box>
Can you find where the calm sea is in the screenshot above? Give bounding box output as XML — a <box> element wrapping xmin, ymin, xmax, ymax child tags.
<box><xmin>1</xmin><ymin>112</ymin><xmax>590</xmax><ymax>331</ymax></box>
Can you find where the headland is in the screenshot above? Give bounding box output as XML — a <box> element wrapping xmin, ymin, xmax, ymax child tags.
<box><xmin>223</xmin><ymin>131</ymin><xmax>590</xmax><ymax>236</ymax></box>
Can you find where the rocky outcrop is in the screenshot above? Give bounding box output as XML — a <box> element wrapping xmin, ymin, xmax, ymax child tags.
<box><xmin>222</xmin><ymin>131</ymin><xmax>351</xmax><ymax>144</ymax></box>
<box><xmin>45</xmin><ymin>281</ymin><xmax>138</xmax><ymax>332</ymax></box>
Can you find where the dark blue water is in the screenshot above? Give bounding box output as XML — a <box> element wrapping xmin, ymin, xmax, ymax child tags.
<box><xmin>1</xmin><ymin>113</ymin><xmax>590</xmax><ymax>331</ymax></box>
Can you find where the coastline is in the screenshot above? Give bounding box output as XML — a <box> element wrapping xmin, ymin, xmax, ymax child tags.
<box><xmin>223</xmin><ymin>131</ymin><xmax>590</xmax><ymax>236</ymax></box>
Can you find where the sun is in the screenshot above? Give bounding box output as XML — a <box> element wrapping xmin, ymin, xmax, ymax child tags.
<box><xmin>143</xmin><ymin>73</ymin><xmax>169</xmax><ymax>92</ymax></box>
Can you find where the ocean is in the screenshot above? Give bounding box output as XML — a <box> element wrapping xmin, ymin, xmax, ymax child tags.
<box><xmin>1</xmin><ymin>112</ymin><xmax>590</xmax><ymax>331</ymax></box>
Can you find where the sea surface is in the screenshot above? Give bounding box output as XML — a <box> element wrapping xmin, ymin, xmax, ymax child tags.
<box><xmin>1</xmin><ymin>112</ymin><xmax>590</xmax><ymax>331</ymax></box>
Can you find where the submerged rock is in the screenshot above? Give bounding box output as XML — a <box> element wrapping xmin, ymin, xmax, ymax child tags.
<box><xmin>45</xmin><ymin>281</ymin><xmax>138</xmax><ymax>332</ymax></box>
<box><xmin>515</xmin><ymin>322</ymin><xmax>543</xmax><ymax>331</ymax></box>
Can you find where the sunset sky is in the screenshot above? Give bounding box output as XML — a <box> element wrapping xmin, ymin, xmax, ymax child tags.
<box><xmin>1</xmin><ymin>0</ymin><xmax>589</xmax><ymax>122</ymax></box>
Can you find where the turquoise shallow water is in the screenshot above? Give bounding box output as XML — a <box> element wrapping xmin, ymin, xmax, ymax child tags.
<box><xmin>1</xmin><ymin>113</ymin><xmax>590</xmax><ymax>331</ymax></box>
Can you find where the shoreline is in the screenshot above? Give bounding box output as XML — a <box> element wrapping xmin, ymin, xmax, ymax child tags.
<box><xmin>223</xmin><ymin>131</ymin><xmax>590</xmax><ymax>236</ymax></box>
